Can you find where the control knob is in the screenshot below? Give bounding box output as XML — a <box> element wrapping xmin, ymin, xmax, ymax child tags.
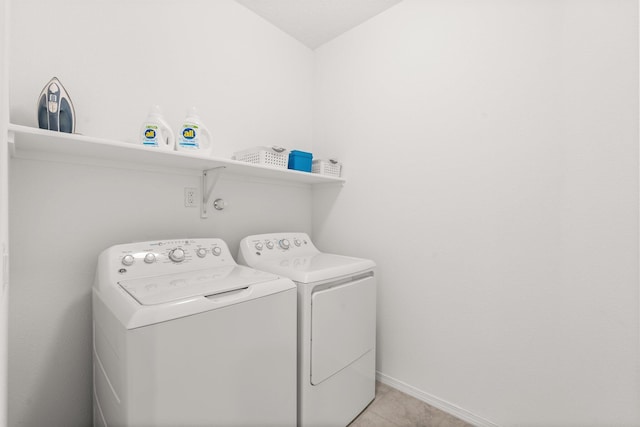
<box><xmin>212</xmin><ymin>247</ymin><xmax>222</xmax><ymax>256</ymax></box>
<box><xmin>279</xmin><ymin>239</ymin><xmax>290</xmax><ymax>250</ymax></box>
<box><xmin>255</xmin><ymin>242</ymin><xmax>264</xmax><ymax>251</ymax></box>
<box><xmin>294</xmin><ymin>239</ymin><xmax>301</xmax><ymax>247</ymax></box>
<box><xmin>169</xmin><ymin>248</ymin><xmax>185</xmax><ymax>262</ymax></box>
<box><xmin>121</xmin><ymin>254</ymin><xmax>134</xmax><ymax>266</ymax></box>
<box><xmin>266</xmin><ymin>241</ymin><xmax>274</xmax><ymax>249</ymax></box>
<box><xmin>196</xmin><ymin>248</ymin><xmax>207</xmax><ymax>258</ymax></box>
<box><xmin>144</xmin><ymin>253</ymin><xmax>156</xmax><ymax>264</ymax></box>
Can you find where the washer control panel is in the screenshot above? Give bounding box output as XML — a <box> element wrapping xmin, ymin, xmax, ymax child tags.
<box><xmin>239</xmin><ymin>232</ymin><xmax>319</xmax><ymax>263</ymax></box>
<box><xmin>110</xmin><ymin>238</ymin><xmax>233</xmax><ymax>277</ymax></box>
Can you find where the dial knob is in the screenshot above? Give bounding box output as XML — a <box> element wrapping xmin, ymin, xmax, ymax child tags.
<box><xmin>294</xmin><ymin>239</ymin><xmax>301</xmax><ymax>247</ymax></box>
<box><xmin>196</xmin><ymin>248</ymin><xmax>207</xmax><ymax>258</ymax></box>
<box><xmin>144</xmin><ymin>253</ymin><xmax>156</xmax><ymax>264</ymax></box>
<box><xmin>279</xmin><ymin>239</ymin><xmax>290</xmax><ymax>250</ymax></box>
<box><xmin>212</xmin><ymin>247</ymin><xmax>222</xmax><ymax>256</ymax></box>
<box><xmin>255</xmin><ymin>242</ymin><xmax>264</xmax><ymax>251</ymax></box>
<box><xmin>169</xmin><ymin>248</ymin><xmax>185</xmax><ymax>262</ymax></box>
<box><xmin>266</xmin><ymin>241</ymin><xmax>274</xmax><ymax>249</ymax></box>
<box><xmin>121</xmin><ymin>254</ymin><xmax>134</xmax><ymax>266</ymax></box>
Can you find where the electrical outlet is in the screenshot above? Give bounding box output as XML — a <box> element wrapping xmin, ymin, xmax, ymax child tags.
<box><xmin>184</xmin><ymin>188</ymin><xmax>198</xmax><ymax>207</ymax></box>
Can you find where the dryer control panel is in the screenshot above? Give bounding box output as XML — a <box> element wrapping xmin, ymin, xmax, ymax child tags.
<box><xmin>106</xmin><ymin>238</ymin><xmax>235</xmax><ymax>278</ymax></box>
<box><xmin>238</xmin><ymin>232</ymin><xmax>376</xmax><ymax>283</ymax></box>
<box><xmin>238</xmin><ymin>232</ymin><xmax>319</xmax><ymax>261</ymax></box>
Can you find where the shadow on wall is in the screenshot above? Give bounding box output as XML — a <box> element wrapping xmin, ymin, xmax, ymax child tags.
<box><xmin>312</xmin><ymin>184</ymin><xmax>342</xmax><ymax>244</ymax></box>
<box><xmin>11</xmin><ymin>293</ymin><xmax>93</xmax><ymax>427</ymax></box>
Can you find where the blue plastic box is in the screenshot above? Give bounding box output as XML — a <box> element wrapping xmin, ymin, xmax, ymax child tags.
<box><xmin>288</xmin><ymin>150</ymin><xmax>313</xmax><ymax>172</ymax></box>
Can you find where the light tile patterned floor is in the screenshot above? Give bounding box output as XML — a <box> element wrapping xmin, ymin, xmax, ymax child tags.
<box><xmin>348</xmin><ymin>382</ymin><xmax>472</xmax><ymax>427</ymax></box>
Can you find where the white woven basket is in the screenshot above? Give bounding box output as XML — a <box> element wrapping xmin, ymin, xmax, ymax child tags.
<box><xmin>234</xmin><ymin>146</ymin><xmax>289</xmax><ymax>169</ymax></box>
<box><xmin>312</xmin><ymin>159</ymin><xmax>342</xmax><ymax>177</ymax></box>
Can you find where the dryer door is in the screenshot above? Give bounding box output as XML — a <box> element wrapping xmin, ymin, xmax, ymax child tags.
<box><xmin>310</xmin><ymin>273</ymin><xmax>375</xmax><ymax>385</ymax></box>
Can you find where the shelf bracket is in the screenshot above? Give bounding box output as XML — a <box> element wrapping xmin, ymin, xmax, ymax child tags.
<box><xmin>201</xmin><ymin>166</ymin><xmax>225</xmax><ymax>218</ymax></box>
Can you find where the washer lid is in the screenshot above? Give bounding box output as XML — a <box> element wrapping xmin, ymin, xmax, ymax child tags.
<box><xmin>118</xmin><ymin>265</ymin><xmax>279</xmax><ymax>305</ymax></box>
<box><xmin>254</xmin><ymin>253</ymin><xmax>375</xmax><ymax>283</ymax></box>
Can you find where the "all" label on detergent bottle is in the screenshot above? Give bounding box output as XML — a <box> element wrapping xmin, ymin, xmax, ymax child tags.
<box><xmin>143</xmin><ymin>126</ymin><xmax>158</xmax><ymax>145</ymax></box>
<box><xmin>180</xmin><ymin>126</ymin><xmax>199</xmax><ymax>148</ymax></box>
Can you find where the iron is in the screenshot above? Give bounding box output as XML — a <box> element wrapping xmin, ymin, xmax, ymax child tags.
<box><xmin>37</xmin><ymin>77</ymin><xmax>75</xmax><ymax>133</ymax></box>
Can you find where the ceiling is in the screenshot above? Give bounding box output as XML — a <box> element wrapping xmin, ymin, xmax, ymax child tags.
<box><xmin>235</xmin><ymin>0</ymin><xmax>403</xmax><ymax>50</ymax></box>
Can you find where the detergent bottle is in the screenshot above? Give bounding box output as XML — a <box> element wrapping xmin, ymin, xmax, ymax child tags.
<box><xmin>140</xmin><ymin>105</ymin><xmax>175</xmax><ymax>150</ymax></box>
<box><xmin>176</xmin><ymin>107</ymin><xmax>213</xmax><ymax>155</ymax></box>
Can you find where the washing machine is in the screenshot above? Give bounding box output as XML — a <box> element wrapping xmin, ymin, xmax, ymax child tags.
<box><xmin>238</xmin><ymin>232</ymin><xmax>376</xmax><ymax>427</ymax></box>
<box><xmin>92</xmin><ymin>238</ymin><xmax>297</xmax><ymax>427</ymax></box>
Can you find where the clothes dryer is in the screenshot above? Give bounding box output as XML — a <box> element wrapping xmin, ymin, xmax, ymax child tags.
<box><xmin>238</xmin><ymin>233</ymin><xmax>376</xmax><ymax>427</ymax></box>
<box><xmin>93</xmin><ymin>238</ymin><xmax>297</xmax><ymax>427</ymax></box>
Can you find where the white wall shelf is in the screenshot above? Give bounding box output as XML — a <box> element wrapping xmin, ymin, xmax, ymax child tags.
<box><xmin>7</xmin><ymin>124</ymin><xmax>345</xmax><ymax>186</ymax></box>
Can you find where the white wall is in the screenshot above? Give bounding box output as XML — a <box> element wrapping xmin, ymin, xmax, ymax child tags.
<box><xmin>0</xmin><ymin>0</ymin><xmax>10</xmax><ymax>426</ymax></box>
<box><xmin>8</xmin><ymin>1</ymin><xmax>313</xmax><ymax>426</ymax></box>
<box><xmin>9</xmin><ymin>0</ymin><xmax>313</xmax><ymax>157</ymax></box>
<box><xmin>313</xmin><ymin>1</ymin><xmax>640</xmax><ymax>426</ymax></box>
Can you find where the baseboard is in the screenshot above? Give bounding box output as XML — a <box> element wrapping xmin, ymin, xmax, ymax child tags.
<box><xmin>376</xmin><ymin>371</ymin><xmax>500</xmax><ymax>427</ymax></box>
